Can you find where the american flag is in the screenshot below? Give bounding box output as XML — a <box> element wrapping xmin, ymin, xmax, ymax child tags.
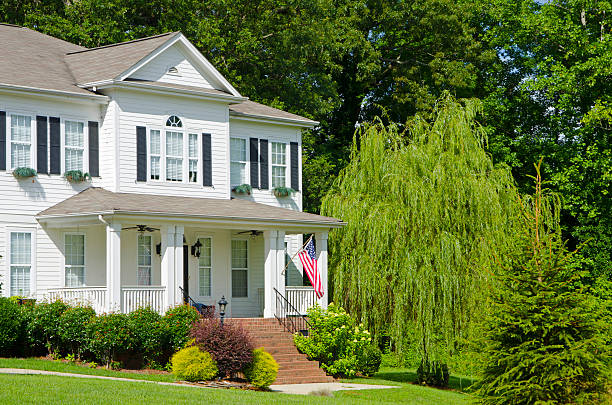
<box><xmin>298</xmin><ymin>237</ymin><xmax>323</xmax><ymax>299</ymax></box>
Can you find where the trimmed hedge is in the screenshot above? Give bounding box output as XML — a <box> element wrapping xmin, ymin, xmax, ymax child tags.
<box><xmin>244</xmin><ymin>348</ymin><xmax>278</xmax><ymax>388</ymax></box>
<box><xmin>171</xmin><ymin>346</ymin><xmax>218</xmax><ymax>382</ymax></box>
<box><xmin>0</xmin><ymin>298</ymin><xmax>24</xmax><ymax>355</ymax></box>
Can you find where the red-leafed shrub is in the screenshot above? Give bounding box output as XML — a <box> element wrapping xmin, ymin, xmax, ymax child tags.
<box><xmin>190</xmin><ymin>318</ymin><xmax>254</xmax><ymax>377</ymax></box>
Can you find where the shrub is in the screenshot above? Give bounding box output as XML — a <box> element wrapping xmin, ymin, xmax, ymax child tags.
<box><xmin>87</xmin><ymin>313</ymin><xmax>133</xmax><ymax>366</ymax></box>
<box><xmin>58</xmin><ymin>306</ymin><xmax>96</xmax><ymax>357</ymax></box>
<box><xmin>357</xmin><ymin>344</ymin><xmax>382</xmax><ymax>377</ymax></box>
<box><xmin>244</xmin><ymin>348</ymin><xmax>278</xmax><ymax>388</ymax></box>
<box><xmin>128</xmin><ymin>307</ymin><xmax>169</xmax><ymax>363</ymax></box>
<box><xmin>163</xmin><ymin>305</ymin><xmax>200</xmax><ymax>351</ymax></box>
<box><xmin>25</xmin><ymin>300</ymin><xmax>69</xmax><ymax>354</ymax></box>
<box><xmin>171</xmin><ymin>346</ymin><xmax>218</xmax><ymax>382</ymax></box>
<box><xmin>0</xmin><ymin>297</ymin><xmax>24</xmax><ymax>355</ymax></box>
<box><xmin>416</xmin><ymin>360</ymin><xmax>449</xmax><ymax>388</ymax></box>
<box><xmin>190</xmin><ymin>318</ymin><xmax>253</xmax><ymax>377</ymax></box>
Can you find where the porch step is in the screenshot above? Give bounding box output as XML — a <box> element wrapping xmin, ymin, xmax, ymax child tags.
<box><xmin>228</xmin><ymin>318</ymin><xmax>334</xmax><ymax>385</ymax></box>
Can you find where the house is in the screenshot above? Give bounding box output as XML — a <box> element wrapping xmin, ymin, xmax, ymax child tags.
<box><xmin>0</xmin><ymin>24</ymin><xmax>344</xmax><ymax>318</ymax></box>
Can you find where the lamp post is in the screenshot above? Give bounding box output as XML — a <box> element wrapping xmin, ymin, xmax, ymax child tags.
<box><xmin>218</xmin><ymin>296</ymin><xmax>228</xmax><ymax>326</ymax></box>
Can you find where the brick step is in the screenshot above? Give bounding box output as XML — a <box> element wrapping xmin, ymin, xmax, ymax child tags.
<box><xmin>269</xmin><ymin>354</ymin><xmax>309</xmax><ymax>362</ymax></box>
<box><xmin>274</xmin><ymin>377</ymin><xmax>334</xmax><ymax>384</ymax></box>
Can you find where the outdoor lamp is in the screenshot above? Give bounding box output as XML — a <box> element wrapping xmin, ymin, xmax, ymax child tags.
<box><xmin>191</xmin><ymin>239</ymin><xmax>202</xmax><ymax>257</ymax></box>
<box><xmin>218</xmin><ymin>296</ymin><xmax>228</xmax><ymax>326</ymax></box>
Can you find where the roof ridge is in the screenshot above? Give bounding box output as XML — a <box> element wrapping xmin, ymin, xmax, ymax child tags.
<box><xmin>66</xmin><ymin>32</ymin><xmax>179</xmax><ymax>55</ymax></box>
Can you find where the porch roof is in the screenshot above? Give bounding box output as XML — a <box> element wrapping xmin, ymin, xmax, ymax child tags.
<box><xmin>36</xmin><ymin>187</ymin><xmax>344</xmax><ymax>228</ymax></box>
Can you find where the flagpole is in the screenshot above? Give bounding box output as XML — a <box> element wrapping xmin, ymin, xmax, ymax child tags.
<box><xmin>280</xmin><ymin>234</ymin><xmax>314</xmax><ymax>276</ymax></box>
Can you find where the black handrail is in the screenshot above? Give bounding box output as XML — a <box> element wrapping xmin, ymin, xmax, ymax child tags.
<box><xmin>273</xmin><ymin>287</ymin><xmax>311</xmax><ymax>335</ymax></box>
<box><xmin>179</xmin><ymin>286</ymin><xmax>214</xmax><ymax>318</ymax></box>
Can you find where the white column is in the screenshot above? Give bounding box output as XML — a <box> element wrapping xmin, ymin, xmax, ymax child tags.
<box><xmin>174</xmin><ymin>225</ymin><xmax>185</xmax><ymax>307</ymax></box>
<box><xmin>105</xmin><ymin>222</ymin><xmax>121</xmax><ymax>312</ymax></box>
<box><xmin>276</xmin><ymin>231</ymin><xmax>286</xmax><ymax>300</ymax></box>
<box><xmin>263</xmin><ymin>230</ymin><xmax>278</xmax><ymax>318</ymax></box>
<box><xmin>161</xmin><ymin>225</ymin><xmax>176</xmax><ymax>310</ymax></box>
<box><xmin>315</xmin><ymin>231</ymin><xmax>329</xmax><ymax>309</ymax></box>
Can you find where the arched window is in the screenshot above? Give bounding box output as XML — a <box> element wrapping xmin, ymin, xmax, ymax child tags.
<box><xmin>166</xmin><ymin>115</ymin><xmax>182</xmax><ymax>128</ymax></box>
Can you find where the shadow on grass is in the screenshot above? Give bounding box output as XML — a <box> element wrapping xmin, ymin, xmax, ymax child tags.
<box><xmin>373</xmin><ymin>369</ymin><xmax>476</xmax><ymax>392</ymax></box>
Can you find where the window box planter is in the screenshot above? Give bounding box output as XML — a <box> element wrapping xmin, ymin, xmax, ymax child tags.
<box><xmin>273</xmin><ymin>186</ymin><xmax>295</xmax><ymax>198</ymax></box>
<box><xmin>232</xmin><ymin>184</ymin><xmax>252</xmax><ymax>195</ymax></box>
<box><xmin>12</xmin><ymin>167</ymin><xmax>37</xmax><ymax>179</ymax></box>
<box><xmin>64</xmin><ymin>170</ymin><xmax>91</xmax><ymax>183</ymax></box>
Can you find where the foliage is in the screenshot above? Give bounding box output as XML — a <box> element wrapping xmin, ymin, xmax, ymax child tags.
<box><xmin>170</xmin><ymin>346</ymin><xmax>218</xmax><ymax>382</ymax></box>
<box><xmin>12</xmin><ymin>167</ymin><xmax>37</xmax><ymax>178</ymax></box>
<box><xmin>189</xmin><ymin>318</ymin><xmax>253</xmax><ymax>377</ymax></box>
<box><xmin>294</xmin><ymin>304</ymin><xmax>377</xmax><ymax>377</ymax></box>
<box><xmin>232</xmin><ymin>184</ymin><xmax>252</xmax><ymax>195</ymax></box>
<box><xmin>321</xmin><ymin>97</ymin><xmax>519</xmax><ymax>363</ymax></box>
<box><xmin>0</xmin><ymin>297</ymin><xmax>24</xmax><ymax>355</ymax></box>
<box><xmin>272</xmin><ymin>187</ymin><xmax>295</xmax><ymax>198</ymax></box>
<box><xmin>473</xmin><ymin>162</ymin><xmax>611</xmax><ymax>404</ymax></box>
<box><xmin>63</xmin><ymin>170</ymin><xmax>91</xmax><ymax>183</ymax></box>
<box><xmin>163</xmin><ymin>305</ymin><xmax>200</xmax><ymax>352</ymax></box>
<box><xmin>357</xmin><ymin>344</ymin><xmax>382</xmax><ymax>377</ymax></box>
<box><xmin>128</xmin><ymin>308</ymin><xmax>169</xmax><ymax>364</ymax></box>
<box><xmin>416</xmin><ymin>360</ymin><xmax>449</xmax><ymax>388</ymax></box>
<box><xmin>58</xmin><ymin>306</ymin><xmax>96</xmax><ymax>357</ymax></box>
<box><xmin>86</xmin><ymin>313</ymin><xmax>133</xmax><ymax>366</ymax></box>
<box><xmin>243</xmin><ymin>348</ymin><xmax>278</xmax><ymax>388</ymax></box>
<box><xmin>25</xmin><ymin>300</ymin><xmax>70</xmax><ymax>354</ymax></box>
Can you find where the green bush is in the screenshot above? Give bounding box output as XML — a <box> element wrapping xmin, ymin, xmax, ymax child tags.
<box><xmin>244</xmin><ymin>348</ymin><xmax>279</xmax><ymax>388</ymax></box>
<box><xmin>25</xmin><ymin>300</ymin><xmax>69</xmax><ymax>354</ymax></box>
<box><xmin>0</xmin><ymin>297</ymin><xmax>24</xmax><ymax>355</ymax></box>
<box><xmin>357</xmin><ymin>344</ymin><xmax>382</xmax><ymax>376</ymax></box>
<box><xmin>87</xmin><ymin>313</ymin><xmax>133</xmax><ymax>366</ymax></box>
<box><xmin>163</xmin><ymin>305</ymin><xmax>200</xmax><ymax>351</ymax></box>
<box><xmin>416</xmin><ymin>360</ymin><xmax>449</xmax><ymax>387</ymax></box>
<box><xmin>293</xmin><ymin>303</ymin><xmax>375</xmax><ymax>377</ymax></box>
<box><xmin>58</xmin><ymin>306</ymin><xmax>96</xmax><ymax>357</ymax></box>
<box><xmin>171</xmin><ymin>346</ymin><xmax>218</xmax><ymax>382</ymax></box>
<box><xmin>128</xmin><ymin>307</ymin><xmax>169</xmax><ymax>363</ymax></box>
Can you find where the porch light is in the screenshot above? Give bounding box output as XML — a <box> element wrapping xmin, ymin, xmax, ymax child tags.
<box><xmin>191</xmin><ymin>239</ymin><xmax>203</xmax><ymax>258</ymax></box>
<box><xmin>218</xmin><ymin>296</ymin><xmax>228</xmax><ymax>326</ymax></box>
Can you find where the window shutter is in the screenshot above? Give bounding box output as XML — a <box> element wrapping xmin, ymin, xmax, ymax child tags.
<box><xmin>249</xmin><ymin>137</ymin><xmax>259</xmax><ymax>189</ymax></box>
<box><xmin>88</xmin><ymin>121</ymin><xmax>99</xmax><ymax>177</ymax></box>
<box><xmin>136</xmin><ymin>126</ymin><xmax>147</xmax><ymax>182</ymax></box>
<box><xmin>0</xmin><ymin>111</ymin><xmax>5</xmax><ymax>170</ymax></box>
<box><xmin>290</xmin><ymin>141</ymin><xmax>299</xmax><ymax>191</ymax></box>
<box><xmin>202</xmin><ymin>132</ymin><xmax>212</xmax><ymax>186</ymax></box>
<box><xmin>36</xmin><ymin>116</ymin><xmax>48</xmax><ymax>174</ymax></box>
<box><xmin>49</xmin><ymin>117</ymin><xmax>61</xmax><ymax>174</ymax></box>
<box><xmin>259</xmin><ymin>139</ymin><xmax>269</xmax><ymax>189</ymax></box>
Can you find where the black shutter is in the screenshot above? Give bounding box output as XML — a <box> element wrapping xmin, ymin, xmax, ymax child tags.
<box><xmin>249</xmin><ymin>137</ymin><xmax>259</xmax><ymax>188</ymax></box>
<box><xmin>36</xmin><ymin>116</ymin><xmax>48</xmax><ymax>174</ymax></box>
<box><xmin>290</xmin><ymin>141</ymin><xmax>299</xmax><ymax>191</ymax></box>
<box><xmin>202</xmin><ymin>133</ymin><xmax>212</xmax><ymax>186</ymax></box>
<box><xmin>49</xmin><ymin>117</ymin><xmax>61</xmax><ymax>174</ymax></box>
<box><xmin>259</xmin><ymin>139</ymin><xmax>268</xmax><ymax>189</ymax></box>
<box><xmin>0</xmin><ymin>111</ymin><xmax>5</xmax><ymax>171</ymax></box>
<box><xmin>88</xmin><ymin>121</ymin><xmax>99</xmax><ymax>177</ymax></box>
<box><xmin>136</xmin><ymin>126</ymin><xmax>147</xmax><ymax>182</ymax></box>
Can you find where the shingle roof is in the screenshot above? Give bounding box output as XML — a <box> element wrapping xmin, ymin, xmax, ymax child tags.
<box><xmin>37</xmin><ymin>187</ymin><xmax>343</xmax><ymax>227</ymax></box>
<box><xmin>229</xmin><ymin>100</ymin><xmax>318</xmax><ymax>125</ymax></box>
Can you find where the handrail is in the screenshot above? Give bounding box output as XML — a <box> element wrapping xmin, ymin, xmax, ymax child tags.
<box><xmin>273</xmin><ymin>287</ymin><xmax>311</xmax><ymax>335</ymax></box>
<box><xmin>178</xmin><ymin>286</ymin><xmax>214</xmax><ymax>317</ymax></box>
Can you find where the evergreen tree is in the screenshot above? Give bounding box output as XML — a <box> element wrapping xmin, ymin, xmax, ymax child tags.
<box><xmin>474</xmin><ymin>161</ymin><xmax>611</xmax><ymax>404</ymax></box>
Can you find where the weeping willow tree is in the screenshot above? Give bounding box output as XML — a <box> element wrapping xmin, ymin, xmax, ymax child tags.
<box><xmin>321</xmin><ymin>96</ymin><xmax>520</xmax><ymax>362</ymax></box>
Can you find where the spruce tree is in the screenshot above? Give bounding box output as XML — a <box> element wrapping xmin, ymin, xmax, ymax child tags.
<box><xmin>474</xmin><ymin>161</ymin><xmax>611</xmax><ymax>404</ymax></box>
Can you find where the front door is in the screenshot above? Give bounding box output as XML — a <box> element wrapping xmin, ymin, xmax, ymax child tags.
<box><xmin>183</xmin><ymin>245</ymin><xmax>189</xmax><ymax>302</ymax></box>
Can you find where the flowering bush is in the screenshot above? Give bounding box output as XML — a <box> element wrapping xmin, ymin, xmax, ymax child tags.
<box><xmin>128</xmin><ymin>307</ymin><xmax>169</xmax><ymax>364</ymax></box>
<box><xmin>294</xmin><ymin>303</ymin><xmax>380</xmax><ymax>377</ymax></box>
<box><xmin>58</xmin><ymin>306</ymin><xmax>96</xmax><ymax>357</ymax></box>
<box><xmin>163</xmin><ymin>305</ymin><xmax>201</xmax><ymax>351</ymax></box>
<box><xmin>25</xmin><ymin>300</ymin><xmax>70</xmax><ymax>354</ymax></box>
<box><xmin>87</xmin><ymin>313</ymin><xmax>134</xmax><ymax>366</ymax></box>
<box><xmin>0</xmin><ymin>297</ymin><xmax>24</xmax><ymax>355</ymax></box>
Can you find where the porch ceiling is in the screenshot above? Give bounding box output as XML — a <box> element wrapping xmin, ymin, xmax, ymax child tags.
<box><xmin>36</xmin><ymin>187</ymin><xmax>345</xmax><ymax>229</ymax></box>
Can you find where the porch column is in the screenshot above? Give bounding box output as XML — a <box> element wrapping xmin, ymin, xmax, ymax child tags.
<box><xmin>161</xmin><ymin>225</ymin><xmax>176</xmax><ymax>310</ymax></box>
<box><xmin>106</xmin><ymin>222</ymin><xmax>121</xmax><ymax>312</ymax></box>
<box><xmin>263</xmin><ymin>230</ymin><xmax>278</xmax><ymax>318</ymax></box>
<box><xmin>275</xmin><ymin>231</ymin><xmax>286</xmax><ymax>300</ymax></box>
<box><xmin>315</xmin><ymin>231</ymin><xmax>329</xmax><ymax>309</ymax></box>
<box><xmin>174</xmin><ymin>225</ymin><xmax>184</xmax><ymax>307</ymax></box>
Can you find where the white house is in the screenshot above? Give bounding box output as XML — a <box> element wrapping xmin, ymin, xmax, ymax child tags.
<box><xmin>0</xmin><ymin>24</ymin><xmax>343</xmax><ymax>318</ymax></box>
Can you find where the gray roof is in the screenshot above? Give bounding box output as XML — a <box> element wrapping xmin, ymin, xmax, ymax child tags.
<box><xmin>229</xmin><ymin>100</ymin><xmax>317</xmax><ymax>125</ymax></box>
<box><xmin>37</xmin><ymin>187</ymin><xmax>343</xmax><ymax>227</ymax></box>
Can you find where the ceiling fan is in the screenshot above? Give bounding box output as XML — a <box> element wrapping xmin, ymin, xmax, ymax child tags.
<box><xmin>122</xmin><ymin>224</ymin><xmax>160</xmax><ymax>233</ymax></box>
<box><xmin>237</xmin><ymin>230</ymin><xmax>262</xmax><ymax>237</ymax></box>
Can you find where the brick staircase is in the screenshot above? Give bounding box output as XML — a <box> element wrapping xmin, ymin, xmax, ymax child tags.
<box><xmin>228</xmin><ymin>318</ymin><xmax>334</xmax><ymax>385</ymax></box>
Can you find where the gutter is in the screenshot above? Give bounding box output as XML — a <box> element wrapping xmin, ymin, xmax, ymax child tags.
<box><xmin>0</xmin><ymin>83</ymin><xmax>109</xmax><ymax>104</ymax></box>
<box><xmin>229</xmin><ymin>112</ymin><xmax>319</xmax><ymax>128</ymax></box>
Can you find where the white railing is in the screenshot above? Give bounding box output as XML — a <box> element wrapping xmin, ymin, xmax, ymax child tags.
<box><xmin>285</xmin><ymin>286</ymin><xmax>317</xmax><ymax>315</ymax></box>
<box><xmin>122</xmin><ymin>286</ymin><xmax>165</xmax><ymax>314</ymax></box>
<box><xmin>47</xmin><ymin>287</ymin><xmax>108</xmax><ymax>313</ymax></box>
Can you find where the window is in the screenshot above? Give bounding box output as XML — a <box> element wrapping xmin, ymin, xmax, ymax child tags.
<box><xmin>150</xmin><ymin>130</ymin><xmax>161</xmax><ymax>180</ymax></box>
<box><xmin>231</xmin><ymin>239</ymin><xmax>248</xmax><ymax>298</ymax></box>
<box><xmin>137</xmin><ymin>234</ymin><xmax>152</xmax><ymax>286</ymax></box>
<box><xmin>10</xmin><ymin>114</ymin><xmax>32</xmax><ymax>169</ymax></box>
<box><xmin>198</xmin><ymin>237</ymin><xmax>212</xmax><ymax>296</ymax></box>
<box><xmin>65</xmin><ymin>234</ymin><xmax>85</xmax><ymax>287</ymax></box>
<box><xmin>65</xmin><ymin>121</ymin><xmax>85</xmax><ymax>172</ymax></box>
<box><xmin>271</xmin><ymin>142</ymin><xmax>286</xmax><ymax>188</ymax></box>
<box><xmin>10</xmin><ymin>232</ymin><xmax>31</xmax><ymax>296</ymax></box>
<box><xmin>166</xmin><ymin>131</ymin><xmax>183</xmax><ymax>181</ymax></box>
<box><xmin>166</xmin><ymin>115</ymin><xmax>182</xmax><ymax>127</ymax></box>
<box><xmin>230</xmin><ymin>138</ymin><xmax>247</xmax><ymax>187</ymax></box>
<box><xmin>188</xmin><ymin>133</ymin><xmax>198</xmax><ymax>183</ymax></box>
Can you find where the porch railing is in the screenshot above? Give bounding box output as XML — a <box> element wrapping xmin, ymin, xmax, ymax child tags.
<box><xmin>285</xmin><ymin>286</ymin><xmax>317</xmax><ymax>315</ymax></box>
<box><xmin>47</xmin><ymin>287</ymin><xmax>107</xmax><ymax>313</ymax></box>
<box><xmin>274</xmin><ymin>287</ymin><xmax>311</xmax><ymax>335</ymax></box>
<box><xmin>122</xmin><ymin>286</ymin><xmax>165</xmax><ymax>314</ymax></box>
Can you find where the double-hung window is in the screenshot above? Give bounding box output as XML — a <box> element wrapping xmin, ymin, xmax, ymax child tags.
<box><xmin>150</xmin><ymin>130</ymin><xmax>161</xmax><ymax>180</ymax></box>
<box><xmin>188</xmin><ymin>133</ymin><xmax>198</xmax><ymax>183</ymax></box>
<box><xmin>10</xmin><ymin>114</ymin><xmax>32</xmax><ymax>169</ymax></box>
<box><xmin>198</xmin><ymin>237</ymin><xmax>212</xmax><ymax>297</ymax></box>
<box><xmin>271</xmin><ymin>142</ymin><xmax>286</xmax><ymax>188</ymax></box>
<box><xmin>230</xmin><ymin>138</ymin><xmax>247</xmax><ymax>187</ymax></box>
<box><xmin>65</xmin><ymin>121</ymin><xmax>85</xmax><ymax>172</ymax></box>
<box><xmin>10</xmin><ymin>232</ymin><xmax>32</xmax><ymax>296</ymax></box>
<box><xmin>137</xmin><ymin>234</ymin><xmax>152</xmax><ymax>286</ymax></box>
<box><xmin>166</xmin><ymin>131</ymin><xmax>183</xmax><ymax>182</ymax></box>
<box><xmin>65</xmin><ymin>234</ymin><xmax>85</xmax><ymax>287</ymax></box>
<box><xmin>231</xmin><ymin>239</ymin><xmax>248</xmax><ymax>298</ymax></box>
